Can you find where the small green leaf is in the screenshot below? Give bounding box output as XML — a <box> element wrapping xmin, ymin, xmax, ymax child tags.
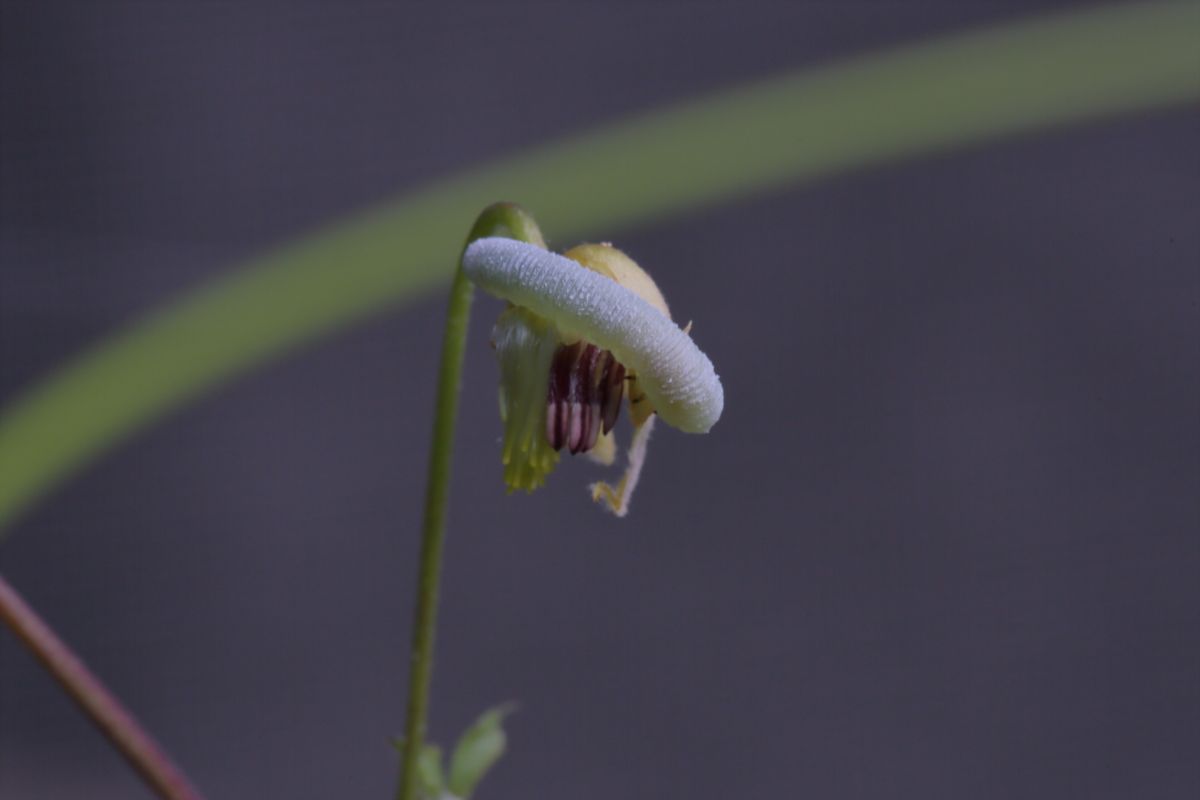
<box><xmin>447</xmin><ymin>704</ymin><xmax>516</xmax><ymax>798</ymax></box>
<box><xmin>392</xmin><ymin>739</ymin><xmax>447</xmax><ymax>799</ymax></box>
<box><xmin>417</xmin><ymin>744</ymin><xmax>447</xmax><ymax>799</ymax></box>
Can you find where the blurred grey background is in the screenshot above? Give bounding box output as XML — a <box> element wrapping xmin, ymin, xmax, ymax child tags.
<box><xmin>1</xmin><ymin>2</ymin><xmax>1197</xmax><ymax>798</ymax></box>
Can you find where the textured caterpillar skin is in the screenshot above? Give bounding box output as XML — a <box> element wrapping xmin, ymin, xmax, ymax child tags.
<box><xmin>463</xmin><ymin>237</ymin><xmax>724</xmax><ymax>434</ymax></box>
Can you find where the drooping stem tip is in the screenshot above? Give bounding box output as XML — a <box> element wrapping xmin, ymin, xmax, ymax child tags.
<box><xmin>396</xmin><ymin>203</ymin><xmax>545</xmax><ymax>800</ymax></box>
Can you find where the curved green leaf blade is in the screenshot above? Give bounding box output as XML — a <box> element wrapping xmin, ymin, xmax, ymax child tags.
<box><xmin>1</xmin><ymin>2</ymin><xmax>1198</xmax><ymax>535</ymax></box>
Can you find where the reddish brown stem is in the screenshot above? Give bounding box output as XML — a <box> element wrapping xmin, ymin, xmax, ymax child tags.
<box><xmin>0</xmin><ymin>573</ymin><xmax>204</xmax><ymax>800</ymax></box>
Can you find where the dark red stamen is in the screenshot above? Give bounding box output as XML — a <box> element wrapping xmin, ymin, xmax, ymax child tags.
<box><xmin>546</xmin><ymin>341</ymin><xmax>625</xmax><ymax>454</ymax></box>
<box><xmin>601</xmin><ymin>357</ymin><xmax>625</xmax><ymax>434</ymax></box>
<box><xmin>583</xmin><ymin>349</ymin><xmax>606</xmax><ymax>452</ymax></box>
<box><xmin>547</xmin><ymin>342</ymin><xmax>581</xmax><ymax>451</ymax></box>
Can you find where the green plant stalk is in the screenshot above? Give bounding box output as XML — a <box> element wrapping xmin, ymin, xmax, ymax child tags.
<box><xmin>397</xmin><ymin>204</ymin><xmax>545</xmax><ymax>800</ymax></box>
<box><xmin>2</xmin><ymin>4</ymin><xmax>1199</xmax><ymax>538</ymax></box>
<box><xmin>0</xmin><ymin>574</ymin><xmax>204</xmax><ymax>800</ymax></box>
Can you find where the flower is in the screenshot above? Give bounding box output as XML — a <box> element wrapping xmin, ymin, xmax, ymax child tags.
<box><xmin>462</xmin><ymin>237</ymin><xmax>723</xmax><ymax>516</ymax></box>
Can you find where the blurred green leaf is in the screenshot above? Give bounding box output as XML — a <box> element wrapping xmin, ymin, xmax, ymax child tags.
<box><xmin>1</xmin><ymin>2</ymin><xmax>1199</xmax><ymax>536</ymax></box>
<box><xmin>418</xmin><ymin>744</ymin><xmax>447</xmax><ymax>799</ymax></box>
<box><xmin>447</xmin><ymin>704</ymin><xmax>515</xmax><ymax>799</ymax></box>
<box><xmin>391</xmin><ymin>739</ymin><xmax>448</xmax><ymax>799</ymax></box>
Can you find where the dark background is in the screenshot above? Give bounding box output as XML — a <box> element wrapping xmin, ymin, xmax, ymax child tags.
<box><xmin>2</xmin><ymin>2</ymin><xmax>1197</xmax><ymax>798</ymax></box>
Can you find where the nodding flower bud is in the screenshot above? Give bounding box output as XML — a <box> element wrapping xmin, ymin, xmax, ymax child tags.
<box><xmin>463</xmin><ymin>236</ymin><xmax>724</xmax><ymax>517</ymax></box>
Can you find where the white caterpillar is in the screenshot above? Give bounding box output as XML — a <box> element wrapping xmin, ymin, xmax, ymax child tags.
<box><xmin>462</xmin><ymin>237</ymin><xmax>724</xmax><ymax>435</ymax></box>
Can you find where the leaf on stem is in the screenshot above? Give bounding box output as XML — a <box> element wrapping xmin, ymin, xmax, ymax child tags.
<box><xmin>447</xmin><ymin>704</ymin><xmax>516</xmax><ymax>799</ymax></box>
<box><xmin>392</xmin><ymin>739</ymin><xmax>448</xmax><ymax>799</ymax></box>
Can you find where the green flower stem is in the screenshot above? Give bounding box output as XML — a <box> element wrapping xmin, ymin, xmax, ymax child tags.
<box><xmin>2</xmin><ymin>3</ymin><xmax>1198</xmax><ymax>540</ymax></box>
<box><xmin>0</xmin><ymin>573</ymin><xmax>204</xmax><ymax>800</ymax></box>
<box><xmin>397</xmin><ymin>203</ymin><xmax>545</xmax><ymax>800</ymax></box>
